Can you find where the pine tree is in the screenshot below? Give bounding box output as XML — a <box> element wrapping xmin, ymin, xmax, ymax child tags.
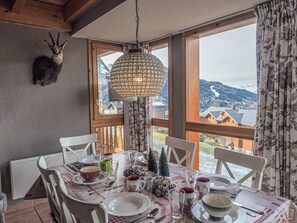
<box><xmin>148</xmin><ymin>149</ymin><xmax>158</xmax><ymax>174</ymax></box>
<box><xmin>159</xmin><ymin>147</ymin><xmax>170</xmax><ymax>177</ymax></box>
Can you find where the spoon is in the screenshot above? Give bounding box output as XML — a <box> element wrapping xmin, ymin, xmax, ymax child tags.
<box><xmin>107</xmin><ymin>180</ymin><xmax>116</xmax><ymax>187</ymax></box>
<box><xmin>131</xmin><ymin>208</ymin><xmax>159</xmax><ymax>223</ymax></box>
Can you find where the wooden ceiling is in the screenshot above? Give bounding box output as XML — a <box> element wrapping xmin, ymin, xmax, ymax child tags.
<box><xmin>0</xmin><ymin>0</ymin><xmax>105</xmax><ymax>32</ymax></box>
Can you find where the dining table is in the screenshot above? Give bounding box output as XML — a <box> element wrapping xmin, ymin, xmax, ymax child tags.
<box><xmin>52</xmin><ymin>152</ymin><xmax>297</xmax><ymax>223</ymax></box>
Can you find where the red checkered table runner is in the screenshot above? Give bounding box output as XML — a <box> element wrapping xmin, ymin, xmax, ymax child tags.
<box><xmin>53</xmin><ymin>152</ymin><xmax>297</xmax><ymax>223</ymax></box>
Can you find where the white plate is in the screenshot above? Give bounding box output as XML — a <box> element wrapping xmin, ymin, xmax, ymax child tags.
<box><xmin>201</xmin><ymin>174</ymin><xmax>238</xmax><ymax>190</ymax></box>
<box><xmin>137</xmin><ymin>155</ymin><xmax>148</xmax><ymax>164</ymax></box>
<box><xmin>191</xmin><ymin>200</ymin><xmax>247</xmax><ymax>223</ymax></box>
<box><xmin>77</xmin><ymin>156</ymin><xmax>99</xmax><ymax>165</ymax></box>
<box><xmin>72</xmin><ymin>172</ymin><xmax>110</xmax><ymax>185</ymax></box>
<box><xmin>102</xmin><ymin>192</ymin><xmax>151</xmax><ymax>216</ymax></box>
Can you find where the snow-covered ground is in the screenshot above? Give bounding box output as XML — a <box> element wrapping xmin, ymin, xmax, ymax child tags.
<box><xmin>210</xmin><ymin>86</ymin><xmax>220</xmax><ymax>97</ymax></box>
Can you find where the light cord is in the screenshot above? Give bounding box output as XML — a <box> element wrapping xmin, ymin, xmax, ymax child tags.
<box><xmin>135</xmin><ymin>0</ymin><xmax>140</xmax><ymax>47</ymax></box>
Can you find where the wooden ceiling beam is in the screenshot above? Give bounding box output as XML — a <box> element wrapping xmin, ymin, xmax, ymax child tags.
<box><xmin>72</xmin><ymin>0</ymin><xmax>127</xmax><ymax>35</ymax></box>
<box><xmin>10</xmin><ymin>0</ymin><xmax>27</xmax><ymax>13</ymax></box>
<box><xmin>0</xmin><ymin>0</ymin><xmax>71</xmax><ymax>32</ymax></box>
<box><xmin>64</xmin><ymin>0</ymin><xmax>101</xmax><ymax>23</ymax></box>
<box><xmin>37</xmin><ymin>0</ymin><xmax>67</xmax><ymax>6</ymax></box>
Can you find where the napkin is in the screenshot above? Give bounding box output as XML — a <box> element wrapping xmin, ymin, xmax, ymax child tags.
<box><xmin>235</xmin><ymin>189</ymin><xmax>273</xmax><ymax>212</ymax></box>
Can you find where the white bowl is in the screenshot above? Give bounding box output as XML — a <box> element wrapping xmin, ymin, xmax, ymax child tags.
<box><xmin>202</xmin><ymin>194</ymin><xmax>232</xmax><ymax>219</ymax></box>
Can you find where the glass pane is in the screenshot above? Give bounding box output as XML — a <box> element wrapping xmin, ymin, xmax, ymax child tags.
<box><xmin>96</xmin><ymin>125</ymin><xmax>124</xmax><ymax>154</ymax></box>
<box><xmin>151</xmin><ymin>46</ymin><xmax>169</xmax><ymax>119</ymax></box>
<box><xmin>97</xmin><ymin>51</ymin><xmax>123</xmax><ymax>115</ymax></box>
<box><xmin>188</xmin><ymin>24</ymin><xmax>257</xmax><ymax>128</ymax></box>
<box><xmin>188</xmin><ymin>131</ymin><xmax>253</xmax><ymax>187</ymax></box>
<box><xmin>152</xmin><ymin>126</ymin><xmax>168</xmax><ymax>153</ymax></box>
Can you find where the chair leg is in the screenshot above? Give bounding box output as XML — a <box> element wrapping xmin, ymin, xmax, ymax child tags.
<box><xmin>50</xmin><ymin>212</ymin><xmax>59</xmax><ymax>223</ymax></box>
<box><xmin>0</xmin><ymin>214</ymin><xmax>5</xmax><ymax>223</ymax></box>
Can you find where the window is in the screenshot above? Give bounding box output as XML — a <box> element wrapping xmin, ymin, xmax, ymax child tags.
<box><xmin>89</xmin><ymin>41</ymin><xmax>124</xmax><ymax>153</ymax></box>
<box><xmin>90</xmin><ymin>40</ymin><xmax>171</xmax><ymax>153</ymax></box>
<box><xmin>153</xmin><ymin>126</ymin><xmax>169</xmax><ymax>152</ymax></box>
<box><xmin>186</xmin><ymin>22</ymin><xmax>256</xmax><ymax>171</ymax></box>
<box><xmin>151</xmin><ymin>46</ymin><xmax>169</xmax><ymax>120</ymax></box>
<box><xmin>97</xmin><ymin>52</ymin><xmax>123</xmax><ymax>115</ymax></box>
<box><xmin>150</xmin><ymin>40</ymin><xmax>171</xmax><ymax>150</ymax></box>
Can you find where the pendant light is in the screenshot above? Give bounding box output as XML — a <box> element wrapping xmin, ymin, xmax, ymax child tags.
<box><xmin>110</xmin><ymin>0</ymin><xmax>166</xmax><ymax>97</ymax></box>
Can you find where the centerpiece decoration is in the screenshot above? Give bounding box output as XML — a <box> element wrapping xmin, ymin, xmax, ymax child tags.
<box><xmin>148</xmin><ymin>149</ymin><xmax>158</xmax><ymax>174</ymax></box>
<box><xmin>123</xmin><ymin>166</ymin><xmax>153</xmax><ymax>178</ymax></box>
<box><xmin>153</xmin><ymin>176</ymin><xmax>176</xmax><ymax>197</ymax></box>
<box><xmin>159</xmin><ymin>147</ymin><xmax>170</xmax><ymax>177</ymax></box>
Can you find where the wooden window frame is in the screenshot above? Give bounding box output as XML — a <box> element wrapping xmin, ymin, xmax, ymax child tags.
<box><xmin>184</xmin><ymin>13</ymin><xmax>257</xmax><ymax>168</ymax></box>
<box><xmin>149</xmin><ymin>37</ymin><xmax>173</xmax><ymax>135</ymax></box>
<box><xmin>89</xmin><ymin>40</ymin><xmax>124</xmax><ymax>132</ymax></box>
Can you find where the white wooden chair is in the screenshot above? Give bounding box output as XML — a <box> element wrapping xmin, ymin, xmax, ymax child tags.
<box><xmin>165</xmin><ymin>136</ymin><xmax>196</xmax><ymax>169</ymax></box>
<box><xmin>50</xmin><ymin>171</ymin><xmax>74</xmax><ymax>223</ymax></box>
<box><xmin>59</xmin><ymin>133</ymin><xmax>97</xmax><ymax>164</ymax></box>
<box><xmin>214</xmin><ymin>147</ymin><xmax>267</xmax><ymax>190</ymax></box>
<box><xmin>57</xmin><ymin>178</ymin><xmax>108</xmax><ymax>223</ymax></box>
<box><xmin>37</xmin><ymin>156</ymin><xmax>61</xmax><ymax>222</ymax></box>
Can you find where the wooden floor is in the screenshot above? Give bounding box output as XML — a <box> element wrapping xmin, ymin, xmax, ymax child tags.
<box><xmin>5</xmin><ymin>198</ymin><xmax>52</xmax><ymax>223</ymax></box>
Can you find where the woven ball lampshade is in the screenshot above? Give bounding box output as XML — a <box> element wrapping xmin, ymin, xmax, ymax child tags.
<box><xmin>110</xmin><ymin>49</ymin><xmax>166</xmax><ymax>97</ymax></box>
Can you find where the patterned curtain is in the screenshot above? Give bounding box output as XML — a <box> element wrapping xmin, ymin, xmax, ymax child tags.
<box><xmin>254</xmin><ymin>0</ymin><xmax>297</xmax><ymax>203</ymax></box>
<box><xmin>123</xmin><ymin>43</ymin><xmax>151</xmax><ymax>152</ymax></box>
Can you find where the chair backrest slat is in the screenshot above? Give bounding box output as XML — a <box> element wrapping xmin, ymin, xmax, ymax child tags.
<box><xmin>60</xmin><ymin>134</ymin><xmax>97</xmax><ymax>164</ymax></box>
<box><xmin>214</xmin><ymin>147</ymin><xmax>266</xmax><ymax>172</ymax></box>
<box><xmin>57</xmin><ymin>179</ymin><xmax>108</xmax><ymax>223</ymax></box>
<box><xmin>214</xmin><ymin>147</ymin><xmax>267</xmax><ymax>190</ymax></box>
<box><xmin>238</xmin><ymin>170</ymin><xmax>255</xmax><ymax>184</ymax></box>
<box><xmin>50</xmin><ymin>171</ymin><xmax>74</xmax><ymax>223</ymax></box>
<box><xmin>222</xmin><ymin>161</ymin><xmax>236</xmax><ymax>179</ymax></box>
<box><xmin>165</xmin><ymin>136</ymin><xmax>196</xmax><ymax>169</ymax></box>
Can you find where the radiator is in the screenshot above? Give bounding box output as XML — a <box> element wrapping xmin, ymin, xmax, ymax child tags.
<box><xmin>10</xmin><ymin>149</ymin><xmax>85</xmax><ymax>200</ymax></box>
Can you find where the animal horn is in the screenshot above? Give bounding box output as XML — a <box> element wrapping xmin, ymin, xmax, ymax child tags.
<box><xmin>60</xmin><ymin>40</ymin><xmax>68</xmax><ymax>49</ymax></box>
<box><xmin>44</xmin><ymin>39</ymin><xmax>52</xmax><ymax>48</ymax></box>
<box><xmin>49</xmin><ymin>32</ymin><xmax>55</xmax><ymax>45</ymax></box>
<box><xmin>57</xmin><ymin>33</ymin><xmax>60</xmax><ymax>46</ymax></box>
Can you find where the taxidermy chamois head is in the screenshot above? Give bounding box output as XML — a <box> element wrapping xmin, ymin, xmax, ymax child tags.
<box><xmin>33</xmin><ymin>33</ymin><xmax>68</xmax><ymax>86</ymax></box>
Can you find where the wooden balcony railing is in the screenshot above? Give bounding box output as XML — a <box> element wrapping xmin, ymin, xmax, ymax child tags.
<box><xmin>95</xmin><ymin>125</ymin><xmax>124</xmax><ymax>154</ymax></box>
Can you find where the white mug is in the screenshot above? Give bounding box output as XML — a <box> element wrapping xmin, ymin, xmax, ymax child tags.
<box><xmin>180</xmin><ymin>187</ymin><xmax>198</xmax><ymax>211</ymax></box>
<box><xmin>196</xmin><ymin>177</ymin><xmax>210</xmax><ymax>199</ymax></box>
<box><xmin>126</xmin><ymin>175</ymin><xmax>146</xmax><ymax>192</ymax></box>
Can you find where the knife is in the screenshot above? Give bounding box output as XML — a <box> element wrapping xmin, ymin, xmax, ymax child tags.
<box><xmin>104</xmin><ymin>184</ymin><xmax>125</xmax><ymax>191</ymax></box>
<box><xmin>233</xmin><ymin>202</ymin><xmax>264</xmax><ymax>215</ymax></box>
<box><xmin>154</xmin><ymin>215</ymin><xmax>166</xmax><ymax>223</ymax></box>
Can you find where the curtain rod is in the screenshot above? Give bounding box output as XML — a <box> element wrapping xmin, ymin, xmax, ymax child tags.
<box><xmin>179</xmin><ymin>7</ymin><xmax>255</xmax><ymax>34</ymax></box>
